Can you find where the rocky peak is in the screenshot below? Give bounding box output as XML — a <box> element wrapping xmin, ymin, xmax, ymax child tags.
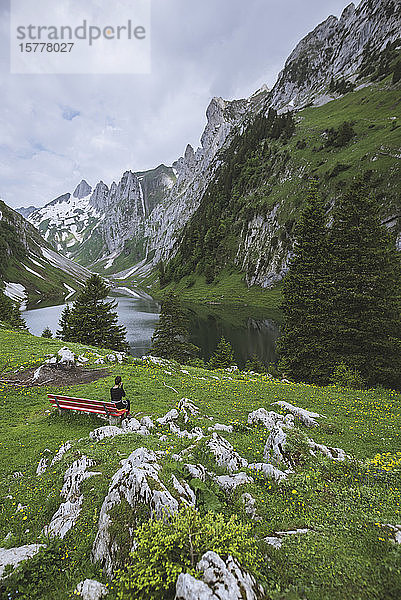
<box><xmin>269</xmin><ymin>0</ymin><xmax>401</xmax><ymax>111</ymax></box>
<box><xmin>73</xmin><ymin>180</ymin><xmax>92</xmax><ymax>199</ymax></box>
<box><xmin>89</xmin><ymin>181</ymin><xmax>109</xmax><ymax>212</ymax></box>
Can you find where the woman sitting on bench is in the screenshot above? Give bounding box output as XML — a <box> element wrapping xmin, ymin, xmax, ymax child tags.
<box><xmin>110</xmin><ymin>376</ymin><xmax>130</xmax><ymax>415</ymax></box>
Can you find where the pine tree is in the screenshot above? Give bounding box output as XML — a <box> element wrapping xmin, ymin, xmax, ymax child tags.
<box><xmin>57</xmin><ymin>305</ymin><xmax>72</xmax><ymax>340</ymax></box>
<box><xmin>41</xmin><ymin>326</ymin><xmax>53</xmax><ymax>338</ymax></box>
<box><xmin>57</xmin><ymin>275</ymin><xmax>129</xmax><ymax>352</ymax></box>
<box><xmin>278</xmin><ymin>181</ymin><xmax>332</xmax><ymax>384</ymax></box>
<box><xmin>327</xmin><ymin>179</ymin><xmax>401</xmax><ymax>388</ymax></box>
<box><xmin>244</xmin><ymin>354</ymin><xmax>267</xmax><ymax>373</ymax></box>
<box><xmin>149</xmin><ymin>293</ymin><xmax>199</xmax><ymax>363</ymax></box>
<box><xmin>0</xmin><ymin>292</ymin><xmax>26</xmax><ymax>329</ymax></box>
<box><xmin>208</xmin><ymin>337</ymin><xmax>236</xmax><ymax>369</ymax></box>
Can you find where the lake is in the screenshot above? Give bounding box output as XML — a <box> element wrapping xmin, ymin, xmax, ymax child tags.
<box><xmin>23</xmin><ymin>289</ymin><xmax>281</xmax><ymax>368</ymax></box>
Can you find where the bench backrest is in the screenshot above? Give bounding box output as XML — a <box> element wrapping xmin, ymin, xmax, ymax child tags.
<box><xmin>48</xmin><ymin>394</ymin><xmax>127</xmax><ymax>417</ymax></box>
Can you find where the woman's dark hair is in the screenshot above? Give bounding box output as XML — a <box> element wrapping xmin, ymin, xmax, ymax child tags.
<box><xmin>115</xmin><ymin>376</ymin><xmax>122</xmax><ymax>385</ymax></box>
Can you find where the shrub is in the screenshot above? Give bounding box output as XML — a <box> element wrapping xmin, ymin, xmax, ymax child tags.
<box><xmin>114</xmin><ymin>506</ymin><xmax>263</xmax><ymax>600</ymax></box>
<box><xmin>330</xmin><ymin>362</ymin><xmax>365</xmax><ymax>389</ymax></box>
<box><xmin>41</xmin><ymin>326</ymin><xmax>53</xmax><ymax>338</ymax></box>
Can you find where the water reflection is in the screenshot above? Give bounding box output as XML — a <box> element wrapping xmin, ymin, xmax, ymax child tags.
<box><xmin>23</xmin><ymin>290</ymin><xmax>281</xmax><ymax>367</ymax></box>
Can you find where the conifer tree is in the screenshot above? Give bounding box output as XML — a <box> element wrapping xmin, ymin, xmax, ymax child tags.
<box><xmin>244</xmin><ymin>354</ymin><xmax>267</xmax><ymax>373</ymax></box>
<box><xmin>208</xmin><ymin>337</ymin><xmax>236</xmax><ymax>369</ymax></box>
<box><xmin>0</xmin><ymin>292</ymin><xmax>26</xmax><ymax>329</ymax></box>
<box><xmin>149</xmin><ymin>293</ymin><xmax>198</xmax><ymax>363</ymax></box>
<box><xmin>57</xmin><ymin>275</ymin><xmax>129</xmax><ymax>352</ymax></box>
<box><xmin>57</xmin><ymin>305</ymin><xmax>72</xmax><ymax>340</ymax></box>
<box><xmin>278</xmin><ymin>181</ymin><xmax>331</xmax><ymax>384</ymax></box>
<box><xmin>41</xmin><ymin>326</ymin><xmax>53</xmax><ymax>338</ymax></box>
<box><xmin>327</xmin><ymin>179</ymin><xmax>401</xmax><ymax>388</ymax></box>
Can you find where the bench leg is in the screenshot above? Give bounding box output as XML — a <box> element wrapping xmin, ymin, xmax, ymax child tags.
<box><xmin>109</xmin><ymin>415</ymin><xmax>121</xmax><ymax>426</ymax></box>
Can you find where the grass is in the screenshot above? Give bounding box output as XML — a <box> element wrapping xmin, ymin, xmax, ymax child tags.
<box><xmin>132</xmin><ymin>267</ymin><xmax>284</xmax><ymax>312</ymax></box>
<box><xmin>0</xmin><ymin>329</ymin><xmax>400</xmax><ymax>599</ymax></box>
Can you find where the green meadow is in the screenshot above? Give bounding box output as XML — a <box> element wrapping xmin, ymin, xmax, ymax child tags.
<box><xmin>0</xmin><ymin>328</ymin><xmax>400</xmax><ymax>599</ymax></box>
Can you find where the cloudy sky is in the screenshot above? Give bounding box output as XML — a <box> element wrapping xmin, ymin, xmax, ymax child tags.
<box><xmin>1</xmin><ymin>0</ymin><xmax>351</xmax><ymax>208</ymax></box>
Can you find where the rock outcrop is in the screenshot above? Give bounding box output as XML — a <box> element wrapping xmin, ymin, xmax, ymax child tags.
<box><xmin>175</xmin><ymin>551</ymin><xmax>265</xmax><ymax>600</ymax></box>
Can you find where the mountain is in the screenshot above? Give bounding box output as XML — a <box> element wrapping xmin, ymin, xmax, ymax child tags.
<box><xmin>112</xmin><ymin>0</ymin><xmax>401</xmax><ymax>285</ymax></box>
<box><xmin>0</xmin><ymin>199</ymin><xmax>90</xmax><ymax>306</ymax></box>
<box><xmin>28</xmin><ymin>166</ymin><xmax>176</xmax><ymax>272</ymax></box>
<box><xmin>140</xmin><ymin>0</ymin><xmax>401</xmax><ymax>289</ymax></box>
<box><xmin>269</xmin><ymin>0</ymin><xmax>401</xmax><ymax>111</ymax></box>
<box><xmin>26</xmin><ymin>0</ymin><xmax>401</xmax><ymax>291</ymax></box>
<box><xmin>15</xmin><ymin>205</ymin><xmax>37</xmax><ymax>219</ymax></box>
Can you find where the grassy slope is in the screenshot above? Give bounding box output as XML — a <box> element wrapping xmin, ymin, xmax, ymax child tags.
<box><xmin>146</xmin><ymin>268</ymin><xmax>284</xmax><ymax>312</ymax></box>
<box><xmin>0</xmin><ymin>330</ymin><xmax>400</xmax><ymax>599</ymax></box>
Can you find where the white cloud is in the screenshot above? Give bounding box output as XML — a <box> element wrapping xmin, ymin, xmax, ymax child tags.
<box><xmin>1</xmin><ymin>0</ymin><xmax>350</xmax><ymax>208</ymax></box>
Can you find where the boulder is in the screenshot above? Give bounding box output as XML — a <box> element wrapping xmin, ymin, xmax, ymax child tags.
<box><xmin>207</xmin><ymin>434</ymin><xmax>248</xmax><ymax>473</ymax></box>
<box><xmin>263</xmin><ymin>426</ymin><xmax>287</xmax><ymax>464</ymax></box>
<box><xmin>175</xmin><ymin>551</ymin><xmax>264</xmax><ymax>600</ymax></box>
<box><xmin>208</xmin><ymin>423</ymin><xmax>233</xmax><ymax>433</ymax></box>
<box><xmin>272</xmin><ymin>401</ymin><xmax>323</xmax><ymax>427</ymax></box>
<box><xmin>157</xmin><ymin>409</ymin><xmax>179</xmax><ymax>425</ymax></box>
<box><xmin>90</xmin><ymin>426</ymin><xmax>123</xmax><ymax>442</ymax></box>
<box><xmin>57</xmin><ymin>347</ymin><xmax>76</xmax><ymax>366</ymax></box>
<box><xmin>214</xmin><ymin>473</ymin><xmax>253</xmax><ymax>492</ymax></box>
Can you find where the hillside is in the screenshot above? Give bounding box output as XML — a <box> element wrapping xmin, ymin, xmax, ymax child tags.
<box><xmin>0</xmin><ymin>200</ymin><xmax>90</xmax><ymax>306</ymax></box>
<box><xmin>0</xmin><ymin>329</ymin><xmax>400</xmax><ymax>599</ymax></box>
<box><xmin>159</xmin><ymin>81</ymin><xmax>401</xmax><ymax>293</ymax></box>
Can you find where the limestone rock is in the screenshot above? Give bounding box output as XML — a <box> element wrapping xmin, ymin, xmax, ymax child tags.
<box><xmin>75</xmin><ymin>579</ymin><xmax>108</xmax><ymax>600</ymax></box>
<box><xmin>50</xmin><ymin>442</ymin><xmax>72</xmax><ymax>466</ymax></box>
<box><xmin>272</xmin><ymin>401</ymin><xmax>323</xmax><ymax>427</ymax></box>
<box><xmin>157</xmin><ymin>409</ymin><xmax>179</xmax><ymax>425</ymax></box>
<box><xmin>308</xmin><ymin>440</ymin><xmax>348</xmax><ymax>461</ymax></box>
<box><xmin>207</xmin><ymin>433</ymin><xmax>248</xmax><ymax>473</ymax></box>
<box><xmin>241</xmin><ymin>493</ymin><xmax>257</xmax><ymax>519</ymax></box>
<box><xmin>91</xmin><ymin>447</ymin><xmax>181</xmax><ymax>575</ymax></box>
<box><xmin>248</xmin><ymin>462</ymin><xmax>288</xmax><ymax>482</ymax></box>
<box><xmin>208</xmin><ymin>423</ymin><xmax>233</xmax><ymax>433</ymax></box>
<box><xmin>214</xmin><ymin>473</ymin><xmax>253</xmax><ymax>492</ymax></box>
<box><xmin>263</xmin><ymin>426</ymin><xmax>288</xmax><ymax>464</ymax></box>
<box><xmin>0</xmin><ymin>544</ymin><xmax>45</xmax><ymax>578</ymax></box>
<box><xmin>248</xmin><ymin>408</ymin><xmax>293</xmax><ymax>430</ymax></box>
<box><xmin>175</xmin><ymin>551</ymin><xmax>265</xmax><ymax>600</ymax></box>
<box><xmin>57</xmin><ymin>347</ymin><xmax>76</xmax><ymax>366</ymax></box>
<box><xmin>44</xmin><ymin>456</ymin><xmax>99</xmax><ymax>538</ymax></box>
<box><xmin>177</xmin><ymin>398</ymin><xmax>199</xmax><ymax>422</ymax></box>
<box><xmin>184</xmin><ymin>464</ymin><xmax>207</xmax><ymax>482</ymax></box>
<box><xmin>141</xmin><ymin>416</ymin><xmax>154</xmax><ymax>429</ymax></box>
<box><xmin>90</xmin><ymin>426</ymin><xmax>123</xmax><ymax>442</ymax></box>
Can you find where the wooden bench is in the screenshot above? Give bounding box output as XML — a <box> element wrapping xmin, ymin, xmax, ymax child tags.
<box><xmin>48</xmin><ymin>394</ymin><xmax>128</xmax><ymax>425</ymax></box>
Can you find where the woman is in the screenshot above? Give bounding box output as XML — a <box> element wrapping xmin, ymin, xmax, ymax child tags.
<box><xmin>110</xmin><ymin>376</ymin><xmax>130</xmax><ymax>414</ymax></box>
